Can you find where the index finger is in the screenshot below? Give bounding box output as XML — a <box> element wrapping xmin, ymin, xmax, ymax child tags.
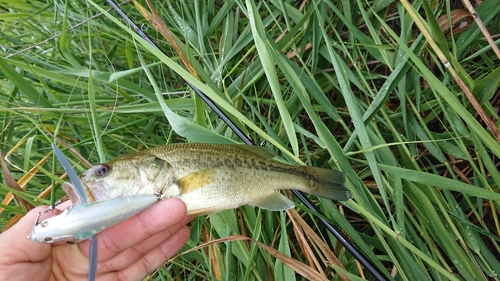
<box><xmin>80</xmin><ymin>198</ymin><xmax>188</xmax><ymax>261</ymax></box>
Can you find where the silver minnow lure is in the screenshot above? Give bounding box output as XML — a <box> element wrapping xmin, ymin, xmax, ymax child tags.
<box><xmin>29</xmin><ymin>194</ymin><xmax>159</xmax><ymax>243</ymax></box>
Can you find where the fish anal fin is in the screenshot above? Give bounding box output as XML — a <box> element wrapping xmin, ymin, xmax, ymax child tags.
<box><xmin>250</xmin><ymin>192</ymin><xmax>295</xmax><ymax>211</ymax></box>
<box><xmin>234</xmin><ymin>145</ymin><xmax>276</xmax><ymax>159</ymax></box>
<box><xmin>178</xmin><ymin>170</ymin><xmax>216</xmax><ymax>194</ymax></box>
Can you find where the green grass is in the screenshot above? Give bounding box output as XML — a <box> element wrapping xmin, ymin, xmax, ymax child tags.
<box><xmin>1</xmin><ymin>0</ymin><xmax>500</xmax><ymax>280</ymax></box>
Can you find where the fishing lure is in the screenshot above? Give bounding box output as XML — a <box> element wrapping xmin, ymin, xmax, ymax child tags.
<box><xmin>29</xmin><ymin>193</ymin><xmax>159</xmax><ymax>243</ymax></box>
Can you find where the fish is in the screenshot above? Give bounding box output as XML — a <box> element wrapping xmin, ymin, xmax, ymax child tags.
<box><xmin>80</xmin><ymin>143</ymin><xmax>351</xmax><ymax>216</ymax></box>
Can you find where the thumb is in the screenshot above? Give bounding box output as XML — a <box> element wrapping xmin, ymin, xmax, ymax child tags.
<box><xmin>0</xmin><ymin>205</ymin><xmax>52</xmax><ymax>264</ymax></box>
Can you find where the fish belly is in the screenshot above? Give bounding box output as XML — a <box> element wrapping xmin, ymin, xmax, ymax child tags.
<box><xmin>174</xmin><ymin>167</ymin><xmax>298</xmax><ymax>216</ymax></box>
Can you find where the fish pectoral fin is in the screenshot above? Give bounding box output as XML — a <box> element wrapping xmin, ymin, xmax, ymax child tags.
<box><xmin>177</xmin><ymin>170</ymin><xmax>216</xmax><ymax>194</ymax></box>
<box><xmin>62</xmin><ymin>182</ymin><xmax>95</xmax><ymax>203</ymax></box>
<box><xmin>62</xmin><ymin>182</ymin><xmax>81</xmax><ymax>204</ymax></box>
<box><xmin>250</xmin><ymin>192</ymin><xmax>295</xmax><ymax>211</ymax></box>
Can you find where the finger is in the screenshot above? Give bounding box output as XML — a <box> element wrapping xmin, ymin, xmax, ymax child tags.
<box><xmin>0</xmin><ymin>206</ymin><xmax>52</xmax><ymax>263</ymax></box>
<box><xmin>80</xmin><ymin>198</ymin><xmax>187</xmax><ymax>261</ymax></box>
<box><xmin>115</xmin><ymin>225</ymin><xmax>190</xmax><ymax>281</ymax></box>
<box><xmin>0</xmin><ymin>206</ymin><xmax>52</xmax><ymax>280</ymax></box>
<box><xmin>84</xmin><ymin>225</ymin><xmax>190</xmax><ymax>281</ymax></box>
<box><xmin>98</xmin><ymin>217</ymin><xmax>191</xmax><ymax>272</ymax></box>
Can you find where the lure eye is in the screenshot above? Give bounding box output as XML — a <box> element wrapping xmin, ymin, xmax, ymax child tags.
<box><xmin>94</xmin><ymin>164</ymin><xmax>111</xmax><ymax>177</ymax></box>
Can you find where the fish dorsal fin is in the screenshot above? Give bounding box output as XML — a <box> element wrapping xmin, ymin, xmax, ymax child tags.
<box><xmin>234</xmin><ymin>145</ymin><xmax>276</xmax><ymax>159</ymax></box>
<box><xmin>250</xmin><ymin>192</ymin><xmax>295</xmax><ymax>211</ymax></box>
<box><xmin>177</xmin><ymin>169</ymin><xmax>216</xmax><ymax>194</ymax></box>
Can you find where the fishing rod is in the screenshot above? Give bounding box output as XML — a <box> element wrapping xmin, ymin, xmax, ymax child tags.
<box><xmin>105</xmin><ymin>1</ymin><xmax>388</xmax><ymax>280</ymax></box>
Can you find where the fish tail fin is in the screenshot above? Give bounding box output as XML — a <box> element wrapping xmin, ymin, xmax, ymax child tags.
<box><xmin>301</xmin><ymin>167</ymin><xmax>352</xmax><ymax>201</ymax></box>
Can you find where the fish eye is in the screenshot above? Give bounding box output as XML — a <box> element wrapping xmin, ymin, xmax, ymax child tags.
<box><xmin>94</xmin><ymin>164</ymin><xmax>111</xmax><ymax>177</ymax></box>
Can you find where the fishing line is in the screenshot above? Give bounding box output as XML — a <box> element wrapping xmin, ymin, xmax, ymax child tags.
<box><xmin>104</xmin><ymin>1</ymin><xmax>388</xmax><ymax>280</ymax></box>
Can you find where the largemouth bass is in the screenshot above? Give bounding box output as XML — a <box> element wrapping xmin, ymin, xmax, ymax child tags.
<box><xmin>80</xmin><ymin>143</ymin><xmax>351</xmax><ymax>216</ymax></box>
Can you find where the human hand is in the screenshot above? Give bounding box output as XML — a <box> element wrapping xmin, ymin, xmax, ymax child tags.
<box><xmin>0</xmin><ymin>198</ymin><xmax>190</xmax><ymax>281</ymax></box>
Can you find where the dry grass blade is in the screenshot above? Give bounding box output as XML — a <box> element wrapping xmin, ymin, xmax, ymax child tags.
<box><xmin>287</xmin><ymin>208</ymin><xmax>349</xmax><ymax>281</ymax></box>
<box><xmin>2</xmin><ymin>213</ymin><xmax>24</xmax><ymax>231</ymax></box>
<box><xmin>288</xmin><ymin>208</ymin><xmax>326</xmax><ymax>276</ymax></box>
<box><xmin>171</xmin><ymin>234</ymin><xmax>329</xmax><ymax>281</ymax></box>
<box><xmin>251</xmin><ymin>236</ymin><xmax>329</xmax><ymax>281</ymax></box>
<box><xmin>461</xmin><ymin>0</ymin><xmax>500</xmax><ymax>59</ymax></box>
<box><xmin>0</xmin><ymin>150</ymin><xmax>34</xmax><ymax>212</ymax></box>
<box><xmin>15</xmin><ymin>153</ymin><xmax>52</xmax><ymax>188</ymax></box>
<box><xmin>202</xmin><ymin>223</ymin><xmax>222</xmax><ymax>280</ymax></box>
<box><xmin>286</xmin><ymin>43</ymin><xmax>313</xmax><ymax>59</ymax></box>
<box><xmin>133</xmin><ymin>0</ymin><xmax>198</xmax><ymax>77</ymax></box>
<box><xmin>437</xmin><ymin>9</ymin><xmax>473</xmax><ymax>35</ymax></box>
<box><xmin>1</xmin><ymin>151</ymin><xmax>58</xmax><ymax>231</ymax></box>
